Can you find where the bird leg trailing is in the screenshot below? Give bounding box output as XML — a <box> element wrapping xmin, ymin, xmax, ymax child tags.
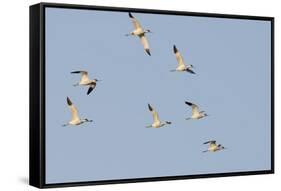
<box><xmin>170</xmin><ymin>69</ymin><xmax>177</xmax><ymax>72</ymax></box>
<box><xmin>185</xmin><ymin>117</ymin><xmax>191</xmax><ymax>120</ymax></box>
<box><xmin>125</xmin><ymin>32</ymin><xmax>133</xmax><ymax>36</ymax></box>
<box><xmin>202</xmin><ymin>150</ymin><xmax>208</xmax><ymax>153</ymax></box>
<box><xmin>62</xmin><ymin>123</ymin><xmax>69</xmax><ymax>127</ymax></box>
<box><xmin>73</xmin><ymin>83</ymin><xmax>79</xmax><ymax>87</ymax></box>
<box><xmin>146</xmin><ymin>125</ymin><xmax>153</xmax><ymax>128</ymax></box>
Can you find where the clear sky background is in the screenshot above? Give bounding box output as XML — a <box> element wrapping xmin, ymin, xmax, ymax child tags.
<box><xmin>45</xmin><ymin>7</ymin><xmax>271</xmax><ymax>184</ymax></box>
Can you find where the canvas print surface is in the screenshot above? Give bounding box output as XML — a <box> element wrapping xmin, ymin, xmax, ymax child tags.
<box><xmin>45</xmin><ymin>7</ymin><xmax>272</xmax><ymax>184</ymax></box>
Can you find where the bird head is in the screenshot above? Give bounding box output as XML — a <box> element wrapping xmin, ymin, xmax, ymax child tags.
<box><xmin>218</xmin><ymin>144</ymin><xmax>226</xmax><ymax>150</ymax></box>
<box><xmin>83</xmin><ymin>118</ymin><xmax>93</xmax><ymax>123</ymax></box>
<box><xmin>145</xmin><ymin>29</ymin><xmax>152</xmax><ymax>33</ymax></box>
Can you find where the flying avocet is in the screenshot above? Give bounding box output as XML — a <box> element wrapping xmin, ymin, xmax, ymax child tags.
<box><xmin>170</xmin><ymin>45</ymin><xmax>195</xmax><ymax>74</ymax></box>
<box><xmin>185</xmin><ymin>101</ymin><xmax>208</xmax><ymax>120</ymax></box>
<box><xmin>62</xmin><ymin>97</ymin><xmax>93</xmax><ymax>126</ymax></box>
<box><xmin>146</xmin><ymin>104</ymin><xmax>172</xmax><ymax>128</ymax></box>
<box><xmin>126</xmin><ymin>12</ymin><xmax>152</xmax><ymax>56</ymax></box>
<box><xmin>71</xmin><ymin>70</ymin><xmax>101</xmax><ymax>95</ymax></box>
<box><xmin>203</xmin><ymin>140</ymin><xmax>226</xmax><ymax>152</ymax></box>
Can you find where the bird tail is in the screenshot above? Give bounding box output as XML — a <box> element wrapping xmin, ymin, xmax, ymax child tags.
<box><xmin>146</xmin><ymin>125</ymin><xmax>152</xmax><ymax>128</ymax></box>
<box><xmin>170</xmin><ymin>69</ymin><xmax>177</xmax><ymax>72</ymax></box>
<box><xmin>202</xmin><ymin>150</ymin><xmax>208</xmax><ymax>153</ymax></box>
<box><xmin>185</xmin><ymin>117</ymin><xmax>191</xmax><ymax>120</ymax></box>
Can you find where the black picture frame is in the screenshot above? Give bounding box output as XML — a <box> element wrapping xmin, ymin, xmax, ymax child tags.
<box><xmin>29</xmin><ymin>2</ymin><xmax>274</xmax><ymax>189</ymax></box>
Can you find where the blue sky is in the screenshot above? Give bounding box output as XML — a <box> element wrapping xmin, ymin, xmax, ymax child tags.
<box><xmin>45</xmin><ymin>7</ymin><xmax>271</xmax><ymax>184</ymax></box>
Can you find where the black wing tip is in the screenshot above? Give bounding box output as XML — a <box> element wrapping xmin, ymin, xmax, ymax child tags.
<box><xmin>145</xmin><ymin>49</ymin><xmax>151</xmax><ymax>56</ymax></box>
<box><xmin>128</xmin><ymin>12</ymin><xmax>134</xmax><ymax>18</ymax></box>
<box><xmin>67</xmin><ymin>97</ymin><xmax>72</xmax><ymax>105</ymax></box>
<box><xmin>166</xmin><ymin>121</ymin><xmax>172</xmax><ymax>124</ymax></box>
<box><xmin>173</xmin><ymin>45</ymin><xmax>178</xmax><ymax>53</ymax></box>
<box><xmin>203</xmin><ymin>140</ymin><xmax>216</xmax><ymax>144</ymax></box>
<box><xmin>71</xmin><ymin>71</ymin><xmax>81</xmax><ymax>74</ymax></box>
<box><xmin>148</xmin><ymin>104</ymin><xmax>153</xmax><ymax>111</ymax></box>
<box><xmin>87</xmin><ymin>87</ymin><xmax>94</xmax><ymax>95</ymax></box>
<box><xmin>185</xmin><ymin>101</ymin><xmax>193</xmax><ymax>106</ymax></box>
<box><xmin>187</xmin><ymin>69</ymin><xmax>196</xmax><ymax>74</ymax></box>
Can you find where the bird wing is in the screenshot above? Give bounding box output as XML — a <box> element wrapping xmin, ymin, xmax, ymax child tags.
<box><xmin>191</xmin><ymin>104</ymin><xmax>200</xmax><ymax>115</ymax></box>
<box><xmin>71</xmin><ymin>71</ymin><xmax>90</xmax><ymax>83</ymax></box>
<box><xmin>173</xmin><ymin>45</ymin><xmax>186</xmax><ymax>68</ymax></box>
<box><xmin>186</xmin><ymin>68</ymin><xmax>195</xmax><ymax>74</ymax></box>
<box><xmin>129</xmin><ymin>12</ymin><xmax>142</xmax><ymax>30</ymax></box>
<box><xmin>67</xmin><ymin>97</ymin><xmax>80</xmax><ymax>121</ymax></box>
<box><xmin>148</xmin><ymin>104</ymin><xmax>160</xmax><ymax>123</ymax></box>
<box><xmin>185</xmin><ymin>101</ymin><xmax>200</xmax><ymax>115</ymax></box>
<box><xmin>140</xmin><ymin>35</ymin><xmax>150</xmax><ymax>55</ymax></box>
<box><xmin>81</xmin><ymin>72</ymin><xmax>90</xmax><ymax>83</ymax></box>
<box><xmin>152</xmin><ymin>110</ymin><xmax>160</xmax><ymax>124</ymax></box>
<box><xmin>210</xmin><ymin>142</ymin><xmax>217</xmax><ymax>149</ymax></box>
<box><xmin>87</xmin><ymin>82</ymin><xmax>96</xmax><ymax>95</ymax></box>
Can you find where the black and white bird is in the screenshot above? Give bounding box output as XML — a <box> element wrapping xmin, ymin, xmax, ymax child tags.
<box><xmin>185</xmin><ymin>101</ymin><xmax>208</xmax><ymax>120</ymax></box>
<box><xmin>71</xmin><ymin>70</ymin><xmax>101</xmax><ymax>95</ymax></box>
<box><xmin>170</xmin><ymin>45</ymin><xmax>195</xmax><ymax>74</ymax></box>
<box><xmin>126</xmin><ymin>12</ymin><xmax>152</xmax><ymax>56</ymax></box>
<box><xmin>203</xmin><ymin>140</ymin><xmax>226</xmax><ymax>152</ymax></box>
<box><xmin>146</xmin><ymin>104</ymin><xmax>171</xmax><ymax>128</ymax></box>
<box><xmin>62</xmin><ymin>97</ymin><xmax>93</xmax><ymax>126</ymax></box>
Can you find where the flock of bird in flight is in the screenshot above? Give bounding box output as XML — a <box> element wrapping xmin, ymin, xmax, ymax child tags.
<box><xmin>62</xmin><ymin>12</ymin><xmax>225</xmax><ymax>153</ymax></box>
